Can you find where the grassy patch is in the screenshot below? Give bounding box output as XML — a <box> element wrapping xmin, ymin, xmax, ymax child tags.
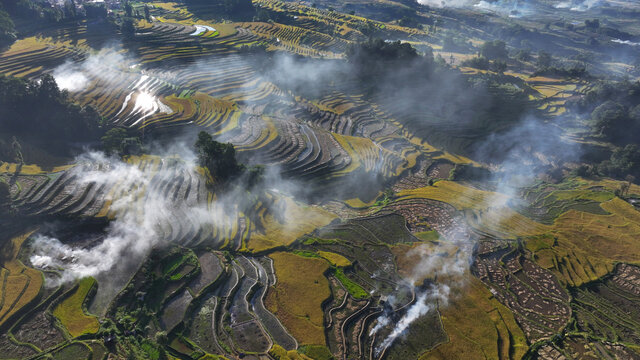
<box><xmin>52</xmin><ymin>342</ymin><xmax>91</xmax><ymax>360</ymax></box>
<box><xmin>414</xmin><ymin>230</ymin><xmax>440</xmax><ymax>242</ymax></box>
<box><xmin>269</xmin><ymin>344</ymin><xmax>313</xmax><ymax>360</ymax></box>
<box><xmin>332</xmin><ymin>268</ymin><xmax>368</xmax><ymax>299</ymax></box>
<box><xmin>317</xmin><ymin>251</ymin><xmax>351</xmax><ymax>267</ymax></box>
<box><xmin>299</xmin><ymin>344</ymin><xmax>333</xmax><ymax>360</ymax></box>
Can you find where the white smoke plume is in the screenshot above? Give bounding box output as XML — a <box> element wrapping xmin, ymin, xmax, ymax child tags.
<box><xmin>612</xmin><ymin>39</ymin><xmax>640</xmax><ymax>46</ymax></box>
<box><xmin>417</xmin><ymin>0</ymin><xmax>531</xmax><ymax>14</ymax></box>
<box><xmin>417</xmin><ymin>0</ymin><xmax>475</xmax><ymax>7</ymax></box>
<box><xmin>52</xmin><ymin>46</ymin><xmax>130</xmax><ymax>92</ymax></box>
<box><xmin>375</xmin><ymin>285</ymin><xmax>451</xmax><ymax>353</ymax></box>
<box><xmin>554</xmin><ymin>0</ymin><xmax>604</xmax><ymax>11</ymax></box>
<box><xmin>371</xmin><ymin>239</ymin><xmax>470</xmax><ymax>354</ymax></box>
<box><xmin>474</xmin><ymin>0</ymin><xmax>534</xmax><ymax>17</ymax></box>
<box><xmin>372</xmin><ymin>117</ymin><xmax>580</xmax><ymax>354</ymax></box>
<box><xmin>29</xmin><ymin>150</ymin><xmax>220</xmax><ymax>286</ymax></box>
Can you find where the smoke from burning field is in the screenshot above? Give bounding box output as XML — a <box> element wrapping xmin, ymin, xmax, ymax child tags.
<box><xmin>29</xmin><ymin>149</ymin><xmax>220</xmax><ymax>286</ymax></box>
<box><xmin>371</xmin><ymin>117</ymin><xmax>581</xmax><ymax>354</ymax></box>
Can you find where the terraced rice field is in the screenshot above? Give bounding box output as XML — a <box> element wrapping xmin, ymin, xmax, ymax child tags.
<box><xmin>1</xmin><ymin>1</ymin><xmax>640</xmax><ymax>359</ymax></box>
<box><xmin>52</xmin><ymin>277</ymin><xmax>100</xmax><ymax>337</ymax></box>
<box><xmin>0</xmin><ymin>232</ymin><xmax>43</xmax><ymax>329</ymax></box>
<box><xmin>265</xmin><ymin>252</ymin><xmax>330</xmax><ymax>346</ymax></box>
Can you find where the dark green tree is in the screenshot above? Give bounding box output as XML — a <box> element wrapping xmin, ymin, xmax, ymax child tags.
<box><xmin>101</xmin><ymin>128</ymin><xmax>128</xmax><ymax>155</ymax></box>
<box><xmin>85</xmin><ymin>2</ymin><xmax>107</xmax><ymax>18</ymax></box>
<box><xmin>195</xmin><ymin>131</ymin><xmax>244</xmax><ymax>182</ymax></box>
<box><xmin>0</xmin><ymin>74</ymin><xmax>104</xmax><ymax>159</ymax></box>
<box><xmin>121</xmin><ymin>17</ymin><xmax>135</xmax><ymax>38</ymax></box>
<box><xmin>0</xmin><ymin>8</ymin><xmax>16</xmax><ymax>47</ymax></box>
<box><xmin>515</xmin><ymin>49</ymin><xmax>531</xmax><ymax>62</ymax></box>
<box><xmin>585</xmin><ymin>18</ymin><xmax>600</xmax><ymax>30</ymax></box>
<box><xmin>66</xmin><ymin>0</ymin><xmax>77</xmax><ymax>19</ymax></box>
<box><xmin>479</xmin><ymin>40</ymin><xmax>508</xmax><ymax>60</ymax></box>
<box><xmin>491</xmin><ymin>59</ymin><xmax>507</xmax><ymax>74</ymax></box>
<box><xmin>0</xmin><ymin>181</ymin><xmax>11</xmax><ymax>216</ymax></box>
<box><xmin>591</xmin><ymin>101</ymin><xmax>628</xmax><ymax>139</ymax></box>
<box><xmin>537</xmin><ymin>51</ymin><xmax>552</xmax><ymax>68</ymax></box>
<box><xmin>599</xmin><ymin>144</ymin><xmax>640</xmax><ymax>179</ymax></box>
<box><xmin>123</xmin><ymin>1</ymin><xmax>133</xmax><ymax>17</ymax></box>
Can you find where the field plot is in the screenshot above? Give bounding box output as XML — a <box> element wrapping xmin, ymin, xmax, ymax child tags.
<box><xmin>527</xmin><ymin>197</ymin><xmax>640</xmax><ymax>287</ymax></box>
<box><xmin>265</xmin><ymin>252</ymin><xmax>330</xmax><ymax>346</ymax></box>
<box><xmin>13</xmin><ymin>310</ymin><xmax>64</xmax><ymax>352</ymax></box>
<box><xmin>474</xmin><ymin>239</ymin><xmax>571</xmax><ymax>342</ymax></box>
<box><xmin>420</xmin><ymin>277</ymin><xmax>527</xmax><ymax>360</ymax></box>
<box><xmin>571</xmin><ymin>264</ymin><xmax>640</xmax><ymax>345</ymax></box>
<box><xmin>52</xmin><ymin>277</ymin><xmax>100</xmax><ymax>337</ymax></box>
<box><xmin>0</xmin><ymin>232</ymin><xmax>43</xmax><ymax>329</ymax></box>
<box><xmin>244</xmin><ymin>195</ymin><xmax>336</xmax><ymax>253</ymax></box>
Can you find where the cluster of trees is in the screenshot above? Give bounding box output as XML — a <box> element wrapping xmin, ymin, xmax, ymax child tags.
<box><xmin>85</xmin><ymin>2</ymin><xmax>108</xmax><ymax>19</ymax></box>
<box><xmin>461</xmin><ymin>56</ymin><xmax>507</xmax><ymax>73</ymax></box>
<box><xmin>346</xmin><ymin>38</ymin><xmax>421</xmax><ymax>77</ymax></box>
<box><xmin>346</xmin><ymin>38</ymin><xmax>418</xmax><ymax>63</ymax></box>
<box><xmin>0</xmin><ymin>74</ymin><xmax>104</xmax><ymax>161</ymax></box>
<box><xmin>195</xmin><ymin>131</ymin><xmax>263</xmax><ymax>187</ymax></box>
<box><xmin>480</xmin><ymin>40</ymin><xmax>508</xmax><ymax>60</ymax></box>
<box><xmin>101</xmin><ymin>128</ymin><xmax>142</xmax><ymax>156</ymax></box>
<box><xmin>576</xmin><ymin>145</ymin><xmax>640</xmax><ymax>180</ymax></box>
<box><xmin>195</xmin><ymin>131</ymin><xmax>244</xmax><ymax>183</ymax></box>
<box><xmin>569</xmin><ymin>81</ymin><xmax>640</xmax><ymax>145</ymax></box>
<box><xmin>184</xmin><ymin>0</ymin><xmax>255</xmax><ymax>20</ymax></box>
<box><xmin>589</xmin><ymin>101</ymin><xmax>640</xmax><ymax>143</ymax></box>
<box><xmin>459</xmin><ymin>41</ymin><xmax>509</xmax><ymax>73</ymax></box>
<box><xmin>342</xmin><ymin>39</ymin><xmax>530</xmax><ymax>155</ymax></box>
<box><xmin>598</xmin><ymin>145</ymin><xmax>640</xmax><ymax>179</ymax></box>
<box><xmin>3</xmin><ymin>0</ymin><xmax>84</xmax><ymax>24</ymax></box>
<box><xmin>532</xmin><ymin>50</ymin><xmax>588</xmax><ymax>78</ymax></box>
<box><xmin>568</xmin><ymin>81</ymin><xmax>640</xmax><ymax>181</ymax></box>
<box><xmin>0</xmin><ymin>6</ymin><xmax>16</xmax><ymax>48</ymax></box>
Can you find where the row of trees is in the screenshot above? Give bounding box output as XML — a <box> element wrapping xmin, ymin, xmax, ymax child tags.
<box><xmin>184</xmin><ymin>0</ymin><xmax>255</xmax><ymax>20</ymax></box>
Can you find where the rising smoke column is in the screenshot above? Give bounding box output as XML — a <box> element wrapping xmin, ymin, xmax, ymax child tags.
<box><xmin>554</xmin><ymin>0</ymin><xmax>604</xmax><ymax>11</ymax></box>
<box><xmin>370</xmin><ymin>237</ymin><xmax>471</xmax><ymax>354</ymax></box>
<box><xmin>29</xmin><ymin>150</ymin><xmax>221</xmax><ymax>286</ymax></box>
<box><xmin>371</xmin><ymin>117</ymin><xmax>580</xmax><ymax>354</ymax></box>
<box><xmin>52</xmin><ymin>46</ymin><xmax>130</xmax><ymax>92</ymax></box>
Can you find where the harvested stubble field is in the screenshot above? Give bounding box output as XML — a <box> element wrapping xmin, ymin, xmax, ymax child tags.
<box><xmin>52</xmin><ymin>277</ymin><xmax>100</xmax><ymax>337</ymax></box>
<box><xmin>265</xmin><ymin>252</ymin><xmax>330</xmax><ymax>346</ymax></box>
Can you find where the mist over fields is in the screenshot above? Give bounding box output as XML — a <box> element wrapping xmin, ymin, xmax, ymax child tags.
<box><xmin>0</xmin><ymin>0</ymin><xmax>639</xmax><ymax>358</ymax></box>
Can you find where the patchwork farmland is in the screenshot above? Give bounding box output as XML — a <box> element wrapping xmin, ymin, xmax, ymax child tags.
<box><xmin>1</xmin><ymin>0</ymin><xmax>640</xmax><ymax>359</ymax></box>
